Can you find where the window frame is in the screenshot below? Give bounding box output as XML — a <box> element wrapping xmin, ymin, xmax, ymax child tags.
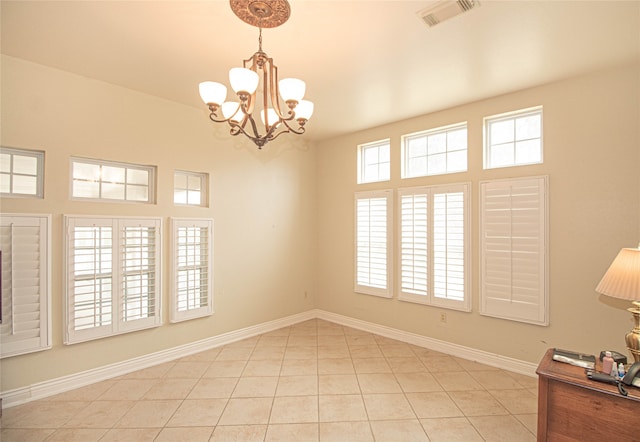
<box><xmin>70</xmin><ymin>157</ymin><xmax>156</xmax><ymax>203</ymax></box>
<box><xmin>174</xmin><ymin>170</ymin><xmax>209</xmax><ymax>207</ymax></box>
<box><xmin>0</xmin><ymin>147</ymin><xmax>45</xmax><ymax>198</ymax></box>
<box><xmin>170</xmin><ymin>218</ymin><xmax>214</xmax><ymax>323</ymax></box>
<box><xmin>0</xmin><ymin>214</ymin><xmax>52</xmax><ymax>358</ymax></box>
<box><xmin>401</xmin><ymin>122</ymin><xmax>468</xmax><ymax>178</ymax></box>
<box><xmin>354</xmin><ymin>189</ymin><xmax>393</xmax><ymax>298</ymax></box>
<box><xmin>397</xmin><ymin>183</ymin><xmax>471</xmax><ymax>311</ymax></box>
<box><xmin>483</xmin><ymin>106</ymin><xmax>543</xmax><ymax>169</ymax></box>
<box><xmin>63</xmin><ymin>215</ymin><xmax>163</xmax><ymax>344</ymax></box>
<box><xmin>357</xmin><ymin>139</ymin><xmax>391</xmax><ymax>184</ymax></box>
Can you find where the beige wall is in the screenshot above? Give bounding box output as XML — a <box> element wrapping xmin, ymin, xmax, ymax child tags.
<box><xmin>316</xmin><ymin>62</ymin><xmax>640</xmax><ymax>365</ymax></box>
<box><xmin>1</xmin><ymin>55</ymin><xmax>639</xmax><ymax>394</ymax></box>
<box><xmin>0</xmin><ymin>56</ymin><xmax>317</xmax><ymax>391</ymax></box>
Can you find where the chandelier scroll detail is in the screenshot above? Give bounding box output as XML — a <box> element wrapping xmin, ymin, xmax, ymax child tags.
<box><xmin>199</xmin><ymin>0</ymin><xmax>313</xmax><ymax>149</ymax></box>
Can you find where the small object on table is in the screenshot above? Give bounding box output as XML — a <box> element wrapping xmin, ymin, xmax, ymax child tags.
<box><xmin>551</xmin><ymin>348</ymin><xmax>596</xmax><ymax>369</ymax></box>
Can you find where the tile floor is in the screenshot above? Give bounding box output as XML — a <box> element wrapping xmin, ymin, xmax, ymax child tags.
<box><xmin>0</xmin><ymin>319</ymin><xmax>538</xmax><ymax>441</ymax></box>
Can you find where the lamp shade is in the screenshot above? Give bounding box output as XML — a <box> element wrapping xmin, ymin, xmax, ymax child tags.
<box><xmin>279</xmin><ymin>78</ymin><xmax>306</xmax><ymax>102</ymax></box>
<box><xmin>595</xmin><ymin>247</ymin><xmax>640</xmax><ymax>300</ymax></box>
<box><xmin>229</xmin><ymin>68</ymin><xmax>259</xmax><ymax>94</ymax></box>
<box><xmin>221</xmin><ymin>101</ymin><xmax>242</xmax><ymax>122</ymax></box>
<box><xmin>199</xmin><ymin>81</ymin><xmax>227</xmax><ymax>105</ymax></box>
<box><xmin>295</xmin><ymin>100</ymin><xmax>314</xmax><ymax>120</ymax></box>
<box><xmin>261</xmin><ymin>108</ymin><xmax>279</xmax><ymax>129</ymax></box>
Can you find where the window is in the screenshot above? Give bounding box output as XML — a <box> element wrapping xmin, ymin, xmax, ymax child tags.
<box><xmin>357</xmin><ymin>139</ymin><xmax>390</xmax><ymax>184</ymax></box>
<box><xmin>71</xmin><ymin>158</ymin><xmax>156</xmax><ymax>203</ymax></box>
<box><xmin>0</xmin><ymin>147</ymin><xmax>44</xmax><ymax>198</ymax></box>
<box><xmin>398</xmin><ymin>183</ymin><xmax>471</xmax><ymax>311</ymax></box>
<box><xmin>170</xmin><ymin>218</ymin><xmax>213</xmax><ymax>322</ymax></box>
<box><xmin>402</xmin><ymin>123</ymin><xmax>467</xmax><ymax>178</ymax></box>
<box><xmin>64</xmin><ymin>216</ymin><xmax>162</xmax><ymax>344</ymax></box>
<box><xmin>174</xmin><ymin>170</ymin><xmax>208</xmax><ymax>207</ymax></box>
<box><xmin>355</xmin><ymin>190</ymin><xmax>393</xmax><ymax>297</ymax></box>
<box><xmin>479</xmin><ymin>176</ymin><xmax>548</xmax><ymax>325</ymax></box>
<box><xmin>484</xmin><ymin>106</ymin><xmax>542</xmax><ymax>169</ymax></box>
<box><xmin>0</xmin><ymin>214</ymin><xmax>51</xmax><ymax>358</ymax></box>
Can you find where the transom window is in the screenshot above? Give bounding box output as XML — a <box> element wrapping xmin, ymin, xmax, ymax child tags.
<box><xmin>0</xmin><ymin>147</ymin><xmax>44</xmax><ymax>198</ymax></box>
<box><xmin>174</xmin><ymin>170</ymin><xmax>208</xmax><ymax>207</ymax></box>
<box><xmin>71</xmin><ymin>158</ymin><xmax>156</xmax><ymax>203</ymax></box>
<box><xmin>357</xmin><ymin>139</ymin><xmax>390</xmax><ymax>184</ymax></box>
<box><xmin>484</xmin><ymin>106</ymin><xmax>543</xmax><ymax>169</ymax></box>
<box><xmin>402</xmin><ymin>123</ymin><xmax>467</xmax><ymax>178</ymax></box>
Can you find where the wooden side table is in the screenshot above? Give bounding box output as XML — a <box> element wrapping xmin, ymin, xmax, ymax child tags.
<box><xmin>536</xmin><ymin>348</ymin><xmax>640</xmax><ymax>441</ymax></box>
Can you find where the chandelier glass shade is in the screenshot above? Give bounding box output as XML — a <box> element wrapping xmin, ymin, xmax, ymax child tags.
<box><xmin>199</xmin><ymin>0</ymin><xmax>313</xmax><ymax>149</ymax></box>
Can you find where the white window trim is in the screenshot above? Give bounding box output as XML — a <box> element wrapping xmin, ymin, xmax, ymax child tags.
<box><xmin>70</xmin><ymin>157</ymin><xmax>156</xmax><ymax>204</ymax></box>
<box><xmin>0</xmin><ymin>147</ymin><xmax>45</xmax><ymax>198</ymax></box>
<box><xmin>63</xmin><ymin>215</ymin><xmax>162</xmax><ymax>344</ymax></box>
<box><xmin>354</xmin><ymin>189</ymin><xmax>393</xmax><ymax>298</ymax></box>
<box><xmin>170</xmin><ymin>218</ymin><xmax>214</xmax><ymax>323</ymax></box>
<box><xmin>357</xmin><ymin>139</ymin><xmax>391</xmax><ymax>184</ymax></box>
<box><xmin>398</xmin><ymin>183</ymin><xmax>471</xmax><ymax>312</ymax></box>
<box><xmin>0</xmin><ymin>213</ymin><xmax>52</xmax><ymax>358</ymax></box>
<box><xmin>479</xmin><ymin>176</ymin><xmax>549</xmax><ymax>325</ymax></box>
<box><xmin>401</xmin><ymin>122</ymin><xmax>468</xmax><ymax>178</ymax></box>
<box><xmin>174</xmin><ymin>170</ymin><xmax>209</xmax><ymax>207</ymax></box>
<box><xmin>483</xmin><ymin>106</ymin><xmax>543</xmax><ymax>170</ymax></box>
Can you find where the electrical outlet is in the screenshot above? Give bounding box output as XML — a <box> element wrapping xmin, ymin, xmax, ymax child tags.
<box><xmin>440</xmin><ymin>312</ymin><xmax>447</xmax><ymax>323</ymax></box>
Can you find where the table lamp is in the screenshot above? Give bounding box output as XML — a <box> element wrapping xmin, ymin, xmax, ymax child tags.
<box><xmin>595</xmin><ymin>245</ymin><xmax>640</xmax><ymax>363</ymax></box>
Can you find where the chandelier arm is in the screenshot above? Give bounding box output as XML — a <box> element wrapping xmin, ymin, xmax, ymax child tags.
<box><xmin>208</xmin><ymin>110</ymin><xmax>238</xmax><ymax>125</ymax></box>
<box><xmin>226</xmin><ymin>119</ymin><xmax>269</xmax><ymax>146</ymax></box>
<box><xmin>245</xmin><ymin>114</ymin><xmax>264</xmax><ymax>140</ymax></box>
<box><xmin>268</xmin><ymin>124</ymin><xmax>306</xmax><ymax>143</ymax></box>
<box><xmin>276</xmin><ymin>117</ymin><xmax>306</xmax><ymax>135</ymax></box>
<box><xmin>269</xmin><ymin>62</ymin><xmax>285</xmax><ymax>119</ymax></box>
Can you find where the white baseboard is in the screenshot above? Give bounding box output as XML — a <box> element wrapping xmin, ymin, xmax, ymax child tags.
<box><xmin>1</xmin><ymin>310</ymin><xmax>315</xmax><ymax>408</ymax></box>
<box><xmin>1</xmin><ymin>309</ymin><xmax>537</xmax><ymax>409</ymax></box>
<box><xmin>313</xmin><ymin>309</ymin><xmax>538</xmax><ymax>378</ymax></box>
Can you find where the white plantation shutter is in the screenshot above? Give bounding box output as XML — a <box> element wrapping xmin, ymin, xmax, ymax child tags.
<box><xmin>399</xmin><ymin>184</ymin><xmax>470</xmax><ymax>311</ymax></box>
<box><xmin>400</xmin><ymin>192</ymin><xmax>428</xmax><ymax>297</ymax></box>
<box><xmin>0</xmin><ymin>214</ymin><xmax>51</xmax><ymax>358</ymax></box>
<box><xmin>170</xmin><ymin>218</ymin><xmax>213</xmax><ymax>323</ymax></box>
<box><xmin>480</xmin><ymin>176</ymin><xmax>548</xmax><ymax>325</ymax></box>
<box><xmin>355</xmin><ymin>190</ymin><xmax>392</xmax><ymax>297</ymax></box>
<box><xmin>65</xmin><ymin>216</ymin><xmax>161</xmax><ymax>344</ymax></box>
<box><xmin>433</xmin><ymin>191</ymin><xmax>466</xmax><ymax>303</ymax></box>
<box><xmin>120</xmin><ymin>220</ymin><xmax>160</xmax><ymax>331</ymax></box>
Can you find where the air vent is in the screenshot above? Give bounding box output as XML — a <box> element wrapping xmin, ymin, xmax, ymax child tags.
<box><xmin>417</xmin><ymin>0</ymin><xmax>480</xmax><ymax>27</ymax></box>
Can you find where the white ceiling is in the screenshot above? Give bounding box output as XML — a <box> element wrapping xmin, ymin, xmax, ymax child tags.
<box><xmin>2</xmin><ymin>1</ymin><xmax>639</xmax><ymax>142</ymax></box>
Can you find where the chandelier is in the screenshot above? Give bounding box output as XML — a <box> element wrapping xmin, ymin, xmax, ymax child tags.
<box><xmin>199</xmin><ymin>0</ymin><xmax>313</xmax><ymax>149</ymax></box>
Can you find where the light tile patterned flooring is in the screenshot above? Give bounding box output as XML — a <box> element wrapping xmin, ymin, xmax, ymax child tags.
<box><xmin>1</xmin><ymin>319</ymin><xmax>538</xmax><ymax>441</ymax></box>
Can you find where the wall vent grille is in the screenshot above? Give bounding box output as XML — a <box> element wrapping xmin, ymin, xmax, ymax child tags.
<box><xmin>418</xmin><ymin>0</ymin><xmax>480</xmax><ymax>28</ymax></box>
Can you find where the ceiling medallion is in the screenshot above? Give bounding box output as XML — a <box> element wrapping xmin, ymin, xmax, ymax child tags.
<box><xmin>230</xmin><ymin>0</ymin><xmax>290</xmax><ymax>28</ymax></box>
